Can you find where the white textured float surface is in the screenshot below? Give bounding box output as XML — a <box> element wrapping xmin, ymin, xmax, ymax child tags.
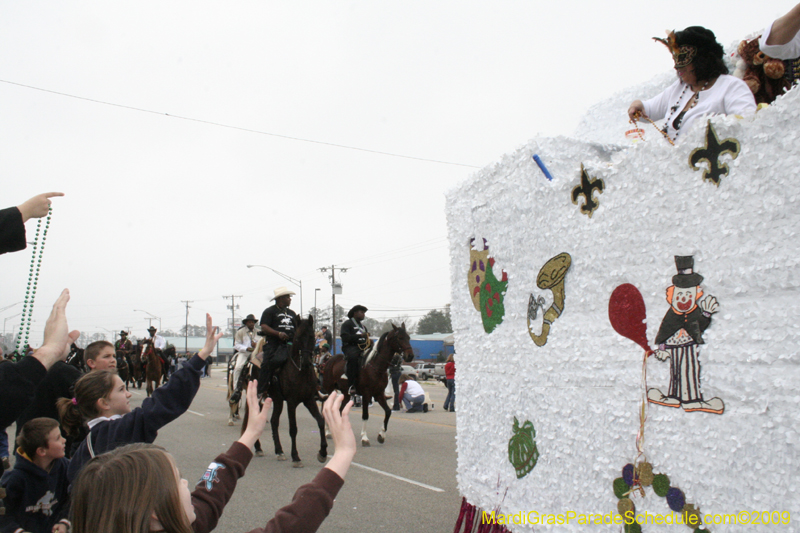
<box><xmin>446</xmin><ymin>72</ymin><xmax>800</xmax><ymax>531</ymax></box>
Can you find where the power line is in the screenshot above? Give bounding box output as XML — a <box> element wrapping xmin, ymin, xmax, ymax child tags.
<box><xmin>0</xmin><ymin>79</ymin><xmax>482</xmax><ymax>169</ymax></box>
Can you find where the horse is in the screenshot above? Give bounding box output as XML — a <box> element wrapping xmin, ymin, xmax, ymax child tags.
<box><xmin>115</xmin><ymin>349</ymin><xmax>133</xmax><ymax>389</ymax></box>
<box><xmin>322</xmin><ymin>323</ymin><xmax>414</xmax><ymax>447</ymax></box>
<box><xmin>66</xmin><ymin>343</ymin><xmax>86</xmax><ymax>372</ymax></box>
<box><xmin>243</xmin><ymin>315</ymin><xmax>326</xmax><ymax>467</ymax></box>
<box><xmin>162</xmin><ymin>345</ymin><xmax>175</xmax><ymax>382</ymax></box>
<box><xmin>143</xmin><ymin>342</ymin><xmax>163</xmax><ymax>397</ymax></box>
<box><xmin>132</xmin><ymin>342</ymin><xmax>145</xmax><ymax>389</ymax></box>
<box><xmin>228</xmin><ymin>337</ymin><xmax>263</xmax><ymax>426</ymax></box>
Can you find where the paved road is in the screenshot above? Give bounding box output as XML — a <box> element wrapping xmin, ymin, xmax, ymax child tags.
<box><xmin>129</xmin><ymin>367</ymin><xmax>461</xmax><ymax>532</ymax></box>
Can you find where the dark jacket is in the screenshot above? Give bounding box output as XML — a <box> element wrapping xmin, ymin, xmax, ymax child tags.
<box><xmin>67</xmin><ymin>354</ymin><xmax>205</xmax><ymax>484</ymax></box>
<box><xmin>655</xmin><ymin>307</ymin><xmax>711</xmax><ymax>346</ymax></box>
<box><xmin>0</xmin><ymin>206</ymin><xmax>26</xmax><ymax>256</ymax></box>
<box><xmin>0</xmin><ymin>357</ymin><xmax>48</xmax><ymax>429</ymax></box>
<box><xmin>340</xmin><ymin>319</ymin><xmax>367</xmax><ymax>359</ymax></box>
<box><xmin>0</xmin><ymin>451</ymin><xmax>70</xmax><ymax>533</ymax></box>
<box><xmin>15</xmin><ymin>362</ymin><xmax>82</xmax><ymax>437</ymax></box>
<box><xmin>191</xmin><ymin>442</ymin><xmax>344</xmax><ymax>533</ymax></box>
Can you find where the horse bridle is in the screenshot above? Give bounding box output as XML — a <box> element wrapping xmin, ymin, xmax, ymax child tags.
<box><xmin>288</xmin><ymin>342</ymin><xmax>316</xmax><ymax>372</ymax></box>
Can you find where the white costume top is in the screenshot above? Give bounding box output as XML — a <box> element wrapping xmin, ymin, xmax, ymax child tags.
<box><xmin>150</xmin><ymin>335</ymin><xmax>167</xmax><ymax>350</ymax></box>
<box><xmin>759</xmin><ymin>21</ymin><xmax>800</xmax><ymax>60</ymax></box>
<box><xmin>234</xmin><ymin>326</ymin><xmax>257</xmax><ymax>352</ymax></box>
<box><xmin>643</xmin><ymin>75</ymin><xmax>756</xmax><ymax>141</ymax></box>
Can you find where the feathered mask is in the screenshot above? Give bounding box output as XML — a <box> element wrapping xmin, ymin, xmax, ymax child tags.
<box><xmin>653</xmin><ymin>30</ymin><xmax>696</xmax><ymax>68</ymax></box>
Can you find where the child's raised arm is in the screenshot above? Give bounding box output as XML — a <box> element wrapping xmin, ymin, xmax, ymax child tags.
<box><xmin>321</xmin><ymin>391</ymin><xmax>356</xmax><ymax>480</ymax></box>
<box><xmin>237</xmin><ymin>380</ymin><xmax>271</xmax><ymax>450</ymax></box>
<box><xmin>198</xmin><ymin>313</ymin><xmax>224</xmax><ymax>360</ymax></box>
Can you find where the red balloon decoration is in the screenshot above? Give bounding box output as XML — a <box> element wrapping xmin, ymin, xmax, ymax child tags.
<box><xmin>608</xmin><ymin>283</ymin><xmax>653</xmax><ymax>355</ymax></box>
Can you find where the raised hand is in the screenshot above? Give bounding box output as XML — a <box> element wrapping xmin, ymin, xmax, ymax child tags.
<box><xmin>17</xmin><ymin>192</ymin><xmax>64</xmax><ymax>222</ymax></box>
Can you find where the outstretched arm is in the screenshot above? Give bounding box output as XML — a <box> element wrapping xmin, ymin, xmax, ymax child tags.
<box><xmin>321</xmin><ymin>391</ymin><xmax>356</xmax><ymax>479</ymax></box>
<box><xmin>765</xmin><ymin>2</ymin><xmax>800</xmax><ymax>45</ymax></box>
<box><xmin>190</xmin><ymin>381</ymin><xmax>270</xmax><ymax>533</ymax></box>
<box><xmin>198</xmin><ymin>314</ymin><xmax>224</xmax><ymax>360</ymax></box>
<box><xmin>17</xmin><ymin>192</ymin><xmax>64</xmax><ymax>222</ymax></box>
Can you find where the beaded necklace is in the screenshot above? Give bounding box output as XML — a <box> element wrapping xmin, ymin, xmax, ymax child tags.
<box><xmin>15</xmin><ymin>208</ymin><xmax>52</xmax><ymax>359</ymax></box>
<box><xmin>661</xmin><ymin>80</ymin><xmax>708</xmax><ymax>142</ymax></box>
<box><xmin>631</xmin><ymin>80</ymin><xmax>709</xmax><ymax>147</ymax></box>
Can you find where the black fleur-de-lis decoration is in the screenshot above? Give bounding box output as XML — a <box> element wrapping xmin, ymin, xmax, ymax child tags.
<box><xmin>571</xmin><ymin>163</ymin><xmax>605</xmax><ymax>218</ymax></box>
<box><xmin>688</xmin><ymin>120</ymin><xmax>741</xmax><ymax>186</ymax></box>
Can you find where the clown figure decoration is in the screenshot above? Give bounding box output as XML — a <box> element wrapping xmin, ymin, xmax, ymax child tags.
<box><xmin>647</xmin><ymin>256</ymin><xmax>724</xmax><ymax>414</ymax></box>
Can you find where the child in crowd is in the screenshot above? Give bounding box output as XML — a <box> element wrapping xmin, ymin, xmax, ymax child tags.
<box><xmin>57</xmin><ymin>314</ymin><xmax>223</xmax><ymax>484</ymax></box>
<box><xmin>0</xmin><ymin>417</ymin><xmax>71</xmax><ymax>533</ymax></box>
<box><xmin>83</xmin><ymin>340</ymin><xmax>117</xmax><ymax>371</ymax></box>
<box><xmin>70</xmin><ymin>382</ymin><xmax>356</xmax><ymax>533</ymax></box>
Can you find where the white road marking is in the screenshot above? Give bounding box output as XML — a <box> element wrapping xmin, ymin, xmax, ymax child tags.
<box><xmin>350</xmin><ymin>462</ymin><xmax>445</xmax><ymax>492</ymax></box>
<box><xmin>187</xmin><ymin>409</ymin><xmax>205</xmax><ymax>417</ymax></box>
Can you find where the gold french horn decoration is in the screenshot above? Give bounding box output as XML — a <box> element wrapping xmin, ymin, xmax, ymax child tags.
<box><xmin>528</xmin><ymin>252</ymin><xmax>572</xmax><ymax>347</ymax></box>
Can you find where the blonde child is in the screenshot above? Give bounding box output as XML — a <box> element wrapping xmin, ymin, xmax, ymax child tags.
<box><xmin>70</xmin><ymin>383</ymin><xmax>356</xmax><ymax>533</ymax></box>
<box><xmin>0</xmin><ymin>417</ymin><xmax>71</xmax><ymax>533</ymax></box>
<box><xmin>57</xmin><ymin>314</ymin><xmax>223</xmax><ymax>484</ymax></box>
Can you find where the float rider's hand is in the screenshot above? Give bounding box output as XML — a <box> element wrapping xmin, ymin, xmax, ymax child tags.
<box><xmin>628</xmin><ymin>100</ymin><xmax>647</xmax><ymax>122</ymax></box>
<box><xmin>17</xmin><ymin>192</ymin><xmax>64</xmax><ymax>222</ymax></box>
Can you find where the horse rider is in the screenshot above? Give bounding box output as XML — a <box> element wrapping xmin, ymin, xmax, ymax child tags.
<box><xmin>142</xmin><ymin>326</ymin><xmax>167</xmax><ymax>371</ymax></box>
<box><xmin>341</xmin><ymin>305</ymin><xmax>370</xmax><ymax>395</ymax></box>
<box><xmin>257</xmin><ymin>287</ymin><xmax>299</xmax><ymax>396</ymax></box>
<box><xmin>320</xmin><ymin>325</ymin><xmax>333</xmax><ymax>348</ymax></box>
<box><xmin>114</xmin><ymin>330</ymin><xmax>134</xmax><ymax>370</ymax></box>
<box><xmin>229</xmin><ymin>314</ymin><xmax>259</xmax><ymax>403</ymax></box>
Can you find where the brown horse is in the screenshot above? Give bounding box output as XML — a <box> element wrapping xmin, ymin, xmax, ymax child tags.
<box><xmin>116</xmin><ymin>349</ymin><xmax>133</xmax><ymax>389</ymax></box>
<box><xmin>244</xmin><ymin>315</ymin><xmax>326</xmax><ymax>467</ymax></box>
<box><xmin>322</xmin><ymin>323</ymin><xmax>414</xmax><ymax>446</ymax></box>
<box><xmin>143</xmin><ymin>343</ymin><xmax>162</xmax><ymax>397</ymax></box>
<box><xmin>132</xmin><ymin>342</ymin><xmax>145</xmax><ymax>389</ymax></box>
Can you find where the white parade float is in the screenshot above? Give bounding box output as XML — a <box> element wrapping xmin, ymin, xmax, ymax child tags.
<box><xmin>446</xmin><ymin>38</ymin><xmax>799</xmax><ymax>533</ymax></box>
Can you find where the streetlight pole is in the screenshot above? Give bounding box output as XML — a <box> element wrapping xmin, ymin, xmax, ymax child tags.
<box><xmin>133</xmin><ymin>310</ymin><xmax>162</xmax><ymax>333</ymax></box>
<box><xmin>247</xmin><ymin>265</ymin><xmax>304</xmax><ymax>316</ymax></box>
<box><xmin>3</xmin><ymin>312</ymin><xmax>21</xmax><ymax>337</ymax></box>
<box><xmin>96</xmin><ymin>327</ymin><xmax>117</xmax><ymax>342</ymax></box>
<box><xmin>318</xmin><ymin>265</ymin><xmax>347</xmax><ymax>355</ymax></box>
<box><xmin>314</xmin><ymin>288</ymin><xmax>320</xmax><ymax>327</ymax></box>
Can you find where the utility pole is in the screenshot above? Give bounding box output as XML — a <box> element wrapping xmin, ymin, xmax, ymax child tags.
<box><xmin>181</xmin><ymin>300</ymin><xmax>193</xmax><ymax>354</ymax></box>
<box><xmin>223</xmin><ymin>295</ymin><xmax>242</xmax><ymax>337</ymax></box>
<box><xmin>318</xmin><ymin>265</ymin><xmax>347</xmax><ymax>354</ymax></box>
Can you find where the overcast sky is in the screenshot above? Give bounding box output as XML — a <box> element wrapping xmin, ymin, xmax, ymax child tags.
<box><xmin>1</xmin><ymin>0</ymin><xmax>790</xmax><ymax>343</ymax></box>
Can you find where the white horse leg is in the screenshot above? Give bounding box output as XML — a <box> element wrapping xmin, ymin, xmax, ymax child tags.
<box><xmin>361</xmin><ymin>419</ymin><xmax>370</xmax><ymax>447</ymax></box>
<box><xmin>325</xmin><ymin>421</ymin><xmax>332</xmax><ymax>439</ymax></box>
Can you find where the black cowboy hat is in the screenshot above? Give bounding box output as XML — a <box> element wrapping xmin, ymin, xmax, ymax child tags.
<box><xmin>147</xmin><ymin>326</ymin><xmax>157</xmax><ymax>333</ymax></box>
<box><xmin>119</xmin><ymin>330</ymin><xmax>128</xmax><ymax>336</ymax></box>
<box><xmin>672</xmin><ymin>255</ymin><xmax>704</xmax><ymax>288</ymax></box>
<box><xmin>242</xmin><ymin>314</ymin><xmax>257</xmax><ymax>324</ymax></box>
<box><xmin>347</xmin><ymin>305</ymin><xmax>368</xmax><ymax>319</ymax></box>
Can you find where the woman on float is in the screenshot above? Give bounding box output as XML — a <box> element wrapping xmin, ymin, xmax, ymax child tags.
<box><xmin>628</xmin><ymin>26</ymin><xmax>756</xmax><ymax>143</ymax></box>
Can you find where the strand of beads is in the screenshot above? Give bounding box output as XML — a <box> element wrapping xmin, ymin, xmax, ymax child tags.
<box><xmin>15</xmin><ymin>208</ymin><xmax>52</xmax><ymax>359</ymax></box>
<box><xmin>613</xmin><ymin>462</ymin><xmax>711</xmax><ymax>533</ymax></box>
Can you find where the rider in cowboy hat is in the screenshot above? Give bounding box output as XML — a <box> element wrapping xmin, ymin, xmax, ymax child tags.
<box><xmin>114</xmin><ymin>330</ymin><xmax>134</xmax><ymax>371</ymax></box>
<box><xmin>341</xmin><ymin>305</ymin><xmax>370</xmax><ymax>395</ymax></box>
<box><xmin>257</xmin><ymin>287</ymin><xmax>298</xmax><ymax>396</ymax></box>
<box><xmin>229</xmin><ymin>314</ymin><xmax>259</xmax><ymax>404</ymax></box>
<box><xmin>142</xmin><ymin>326</ymin><xmax>167</xmax><ymax>371</ymax></box>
